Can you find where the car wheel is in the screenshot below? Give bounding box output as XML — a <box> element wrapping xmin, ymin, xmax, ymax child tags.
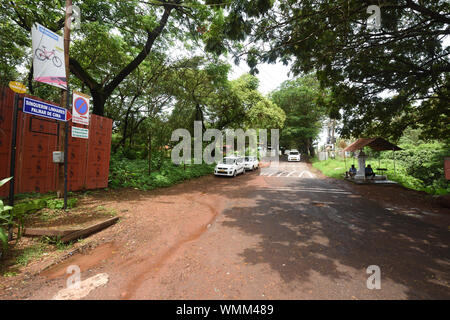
<box><xmin>242</xmin><ymin>168</ymin><xmax>245</xmax><ymax>175</ymax></box>
<box><xmin>233</xmin><ymin>170</ymin><xmax>237</xmax><ymax>177</ymax></box>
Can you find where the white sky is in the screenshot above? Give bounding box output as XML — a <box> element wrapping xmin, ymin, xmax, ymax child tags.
<box><xmin>228</xmin><ymin>60</ymin><xmax>293</xmax><ymax>95</ymax></box>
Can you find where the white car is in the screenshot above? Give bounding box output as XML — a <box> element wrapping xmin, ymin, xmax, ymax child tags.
<box><xmin>284</xmin><ymin>149</ymin><xmax>290</xmax><ymax>155</ymax></box>
<box><xmin>288</xmin><ymin>150</ymin><xmax>301</xmax><ymax>161</ymax></box>
<box><xmin>244</xmin><ymin>156</ymin><xmax>259</xmax><ymax>171</ymax></box>
<box><xmin>214</xmin><ymin>156</ymin><xmax>245</xmax><ymax>177</ymax></box>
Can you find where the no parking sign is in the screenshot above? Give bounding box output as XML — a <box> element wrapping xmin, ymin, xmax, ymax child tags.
<box><xmin>72</xmin><ymin>91</ymin><xmax>90</xmax><ymax>125</ymax></box>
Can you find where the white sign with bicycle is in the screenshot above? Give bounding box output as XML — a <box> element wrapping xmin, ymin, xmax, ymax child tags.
<box><xmin>32</xmin><ymin>22</ymin><xmax>67</xmax><ymax>90</ymax></box>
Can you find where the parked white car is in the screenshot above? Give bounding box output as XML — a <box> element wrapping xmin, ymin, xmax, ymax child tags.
<box><xmin>244</xmin><ymin>156</ymin><xmax>259</xmax><ymax>171</ymax></box>
<box><xmin>214</xmin><ymin>156</ymin><xmax>245</xmax><ymax>177</ymax></box>
<box><xmin>288</xmin><ymin>150</ymin><xmax>301</xmax><ymax>161</ymax></box>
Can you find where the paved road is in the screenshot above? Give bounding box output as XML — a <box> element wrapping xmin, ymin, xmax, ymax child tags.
<box><xmin>15</xmin><ymin>160</ymin><xmax>450</xmax><ymax>299</ymax></box>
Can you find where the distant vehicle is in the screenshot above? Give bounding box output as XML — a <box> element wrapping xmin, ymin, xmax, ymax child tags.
<box><xmin>244</xmin><ymin>156</ymin><xmax>259</xmax><ymax>171</ymax></box>
<box><xmin>284</xmin><ymin>149</ymin><xmax>290</xmax><ymax>155</ymax></box>
<box><xmin>288</xmin><ymin>150</ymin><xmax>301</xmax><ymax>162</ymax></box>
<box><xmin>214</xmin><ymin>156</ymin><xmax>245</xmax><ymax>177</ymax></box>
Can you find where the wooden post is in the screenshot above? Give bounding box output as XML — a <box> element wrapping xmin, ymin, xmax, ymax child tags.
<box><xmin>344</xmin><ymin>151</ymin><xmax>347</xmax><ymax>170</ymax></box>
<box><xmin>57</xmin><ymin>1</ymin><xmax>72</xmax><ymax>198</ymax></box>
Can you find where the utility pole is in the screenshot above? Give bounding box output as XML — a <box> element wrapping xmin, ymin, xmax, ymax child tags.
<box><xmin>326</xmin><ymin>119</ymin><xmax>336</xmax><ymax>159</ymax></box>
<box><xmin>57</xmin><ymin>0</ymin><xmax>72</xmax><ymax>199</ymax></box>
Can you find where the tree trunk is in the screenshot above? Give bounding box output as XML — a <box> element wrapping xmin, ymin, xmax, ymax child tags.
<box><xmin>308</xmin><ymin>138</ymin><xmax>315</xmax><ymax>157</ymax></box>
<box><xmin>91</xmin><ymin>90</ymin><xmax>106</xmax><ymax>117</ymax></box>
<box><xmin>148</xmin><ymin>130</ymin><xmax>152</xmax><ymax>175</ymax></box>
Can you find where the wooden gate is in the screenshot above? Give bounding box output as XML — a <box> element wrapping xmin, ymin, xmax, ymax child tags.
<box><xmin>0</xmin><ymin>86</ymin><xmax>112</xmax><ymax>198</ymax></box>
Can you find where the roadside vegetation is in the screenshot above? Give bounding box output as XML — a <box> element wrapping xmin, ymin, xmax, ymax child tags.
<box><xmin>109</xmin><ymin>155</ymin><xmax>215</xmax><ymax>191</ymax></box>
<box><xmin>313</xmin><ymin>130</ymin><xmax>449</xmax><ymax>195</ymax></box>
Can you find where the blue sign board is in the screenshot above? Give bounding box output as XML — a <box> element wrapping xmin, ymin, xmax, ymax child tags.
<box><xmin>23</xmin><ymin>97</ymin><xmax>69</xmax><ymax>122</ymax></box>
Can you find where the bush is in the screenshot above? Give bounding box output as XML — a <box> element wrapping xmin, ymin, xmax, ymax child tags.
<box><xmin>379</xmin><ymin>141</ymin><xmax>449</xmax><ymax>194</ymax></box>
<box><xmin>109</xmin><ymin>155</ymin><xmax>215</xmax><ymax>190</ymax></box>
<box><xmin>313</xmin><ymin>140</ymin><xmax>449</xmax><ymax>196</ymax></box>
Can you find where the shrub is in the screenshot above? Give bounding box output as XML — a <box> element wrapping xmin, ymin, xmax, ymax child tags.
<box><xmin>109</xmin><ymin>156</ymin><xmax>215</xmax><ymax>190</ymax></box>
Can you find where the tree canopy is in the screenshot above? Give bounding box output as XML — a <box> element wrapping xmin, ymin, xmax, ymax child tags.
<box><xmin>210</xmin><ymin>0</ymin><xmax>449</xmax><ymax>140</ymax></box>
<box><xmin>270</xmin><ymin>74</ymin><xmax>328</xmax><ymax>156</ymax></box>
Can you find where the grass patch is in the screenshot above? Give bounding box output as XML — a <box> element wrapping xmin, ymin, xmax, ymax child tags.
<box><xmin>312</xmin><ymin>158</ymin><xmax>348</xmax><ymax>179</ymax></box>
<box><xmin>2</xmin><ymin>271</ymin><xmax>18</xmax><ymax>277</ymax></box>
<box><xmin>312</xmin><ymin>156</ymin><xmax>449</xmax><ymax>195</ymax></box>
<box><xmin>15</xmin><ymin>243</ymin><xmax>47</xmax><ymax>267</ymax></box>
<box><xmin>40</xmin><ymin>236</ymin><xmax>74</xmax><ymax>251</ymax></box>
<box><xmin>95</xmin><ymin>205</ymin><xmax>117</xmax><ymax>216</ymax></box>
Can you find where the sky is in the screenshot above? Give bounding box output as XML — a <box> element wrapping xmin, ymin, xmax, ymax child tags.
<box><xmin>228</xmin><ymin>59</ymin><xmax>293</xmax><ymax>95</ymax></box>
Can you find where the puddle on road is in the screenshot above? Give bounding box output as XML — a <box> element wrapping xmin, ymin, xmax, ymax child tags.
<box><xmin>40</xmin><ymin>242</ymin><xmax>117</xmax><ymax>280</ymax></box>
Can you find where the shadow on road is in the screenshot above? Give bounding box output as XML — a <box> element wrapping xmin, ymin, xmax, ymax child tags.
<box><xmin>220</xmin><ymin>178</ymin><xmax>450</xmax><ymax>299</ymax></box>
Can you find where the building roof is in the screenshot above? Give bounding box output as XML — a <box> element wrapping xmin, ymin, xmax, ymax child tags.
<box><xmin>344</xmin><ymin>137</ymin><xmax>402</xmax><ymax>152</ymax></box>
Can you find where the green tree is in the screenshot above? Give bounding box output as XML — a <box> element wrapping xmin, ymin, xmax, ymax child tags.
<box><xmin>208</xmin><ymin>0</ymin><xmax>449</xmax><ymax>140</ymax></box>
<box><xmin>4</xmin><ymin>0</ymin><xmax>219</xmax><ymax>115</ymax></box>
<box><xmin>270</xmin><ymin>74</ymin><xmax>328</xmax><ymax>156</ymax></box>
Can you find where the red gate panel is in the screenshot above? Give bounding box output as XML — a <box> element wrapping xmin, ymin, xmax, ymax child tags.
<box><xmin>85</xmin><ymin>115</ymin><xmax>112</xmax><ymax>189</ymax></box>
<box><xmin>17</xmin><ymin>112</ymin><xmax>59</xmax><ymax>194</ymax></box>
<box><xmin>67</xmin><ymin>124</ymin><xmax>89</xmax><ymax>191</ymax></box>
<box><xmin>0</xmin><ymin>87</ymin><xmax>13</xmax><ymax>197</ymax></box>
<box><xmin>0</xmin><ymin>86</ymin><xmax>112</xmax><ymax>198</ymax></box>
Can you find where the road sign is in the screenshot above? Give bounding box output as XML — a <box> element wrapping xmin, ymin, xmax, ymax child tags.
<box><xmin>72</xmin><ymin>91</ymin><xmax>90</xmax><ymax>125</ymax></box>
<box><xmin>72</xmin><ymin>126</ymin><xmax>89</xmax><ymax>139</ymax></box>
<box><xmin>9</xmin><ymin>81</ymin><xmax>27</xmax><ymax>94</ymax></box>
<box><xmin>23</xmin><ymin>97</ymin><xmax>71</xmax><ymax>122</ymax></box>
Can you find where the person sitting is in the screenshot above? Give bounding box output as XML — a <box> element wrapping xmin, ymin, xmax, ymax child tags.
<box><xmin>348</xmin><ymin>165</ymin><xmax>357</xmax><ymax>178</ymax></box>
<box><xmin>365</xmin><ymin>164</ymin><xmax>376</xmax><ymax>179</ymax></box>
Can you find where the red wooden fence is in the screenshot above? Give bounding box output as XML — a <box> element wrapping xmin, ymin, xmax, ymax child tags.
<box><xmin>0</xmin><ymin>86</ymin><xmax>112</xmax><ymax>198</ymax></box>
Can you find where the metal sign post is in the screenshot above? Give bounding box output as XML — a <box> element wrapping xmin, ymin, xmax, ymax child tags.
<box><xmin>64</xmin><ymin>87</ymin><xmax>70</xmax><ymax>210</ymax></box>
<box><xmin>8</xmin><ymin>94</ymin><xmax>19</xmax><ymax>207</ymax></box>
<box><xmin>8</xmin><ymin>93</ymin><xmax>20</xmax><ymax>240</ymax></box>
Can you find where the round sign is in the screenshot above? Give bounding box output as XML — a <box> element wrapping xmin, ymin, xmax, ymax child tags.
<box><xmin>74</xmin><ymin>97</ymin><xmax>89</xmax><ymax>115</ymax></box>
<box><xmin>9</xmin><ymin>81</ymin><xmax>27</xmax><ymax>94</ymax></box>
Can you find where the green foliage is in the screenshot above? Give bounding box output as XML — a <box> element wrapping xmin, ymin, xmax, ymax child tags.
<box><xmin>212</xmin><ymin>0</ymin><xmax>449</xmax><ymax>140</ymax></box>
<box><xmin>313</xmin><ymin>138</ymin><xmax>449</xmax><ymax>195</ymax></box>
<box><xmin>12</xmin><ymin>199</ymin><xmax>47</xmax><ymax>216</ymax></box>
<box><xmin>246</xmin><ymin>99</ymin><xmax>286</xmax><ymax>129</ymax></box>
<box><xmin>270</xmin><ymin>74</ymin><xmax>329</xmax><ymax>154</ymax></box>
<box><xmin>0</xmin><ymin>177</ymin><xmax>13</xmax><ymax>253</ymax></box>
<box><xmin>109</xmin><ymin>156</ymin><xmax>214</xmax><ymax>190</ymax></box>
<box><xmin>40</xmin><ymin>236</ymin><xmax>73</xmax><ymax>251</ymax></box>
<box><xmin>15</xmin><ymin>243</ymin><xmax>47</xmax><ymax>267</ymax></box>
<box><xmin>379</xmin><ymin>141</ymin><xmax>449</xmax><ymax>194</ymax></box>
<box><xmin>45</xmin><ymin>198</ymin><xmax>78</xmax><ymax>210</ymax></box>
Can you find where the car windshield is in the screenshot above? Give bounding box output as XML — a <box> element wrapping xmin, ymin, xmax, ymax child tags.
<box><xmin>290</xmin><ymin>152</ymin><xmax>299</xmax><ymax>155</ymax></box>
<box><xmin>221</xmin><ymin>158</ymin><xmax>236</xmax><ymax>164</ymax></box>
